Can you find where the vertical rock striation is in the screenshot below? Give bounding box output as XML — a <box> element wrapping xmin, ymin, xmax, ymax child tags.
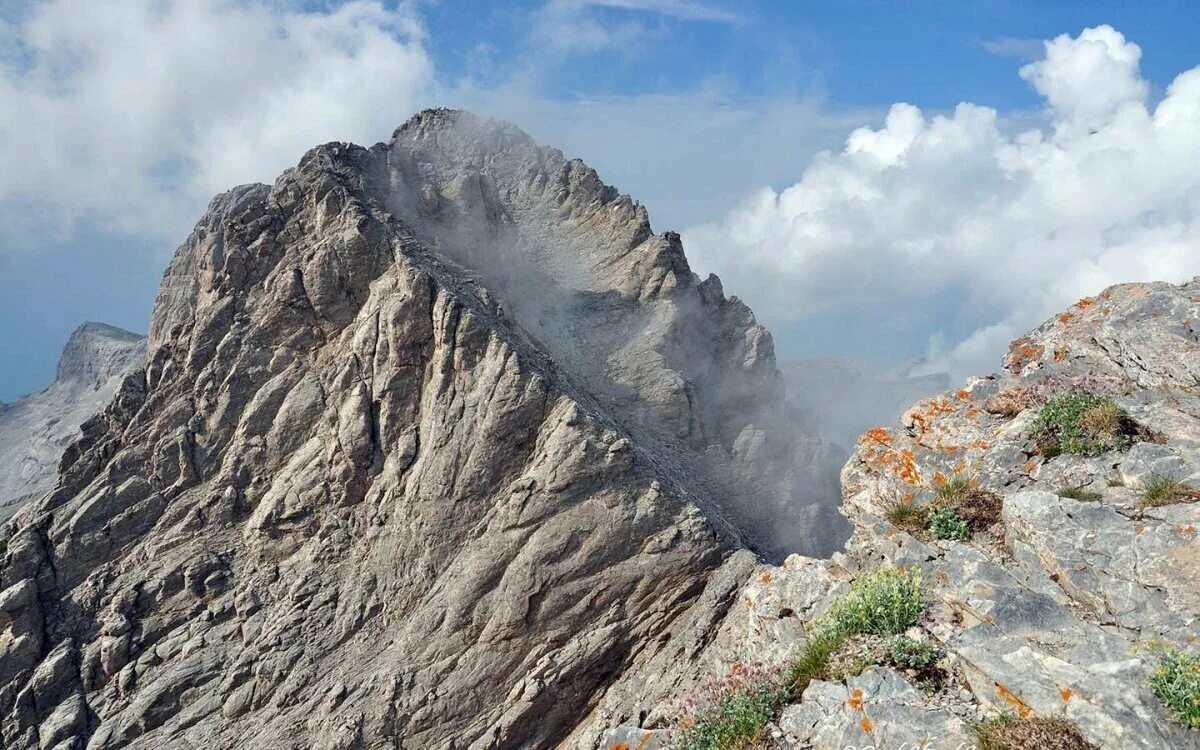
<box><xmin>0</xmin><ymin>110</ymin><xmax>840</xmax><ymax>749</ymax></box>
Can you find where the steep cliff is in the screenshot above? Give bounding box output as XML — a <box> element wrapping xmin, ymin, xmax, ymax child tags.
<box><xmin>0</xmin><ymin>110</ymin><xmax>840</xmax><ymax>749</ymax></box>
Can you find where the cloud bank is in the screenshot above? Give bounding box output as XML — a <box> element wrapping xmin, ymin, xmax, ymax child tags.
<box><xmin>0</xmin><ymin>0</ymin><xmax>431</xmax><ymax>243</ymax></box>
<box><xmin>683</xmin><ymin>26</ymin><xmax>1200</xmax><ymax>378</ymax></box>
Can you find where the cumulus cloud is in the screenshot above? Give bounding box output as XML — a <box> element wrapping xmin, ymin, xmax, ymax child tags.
<box><xmin>0</xmin><ymin>0</ymin><xmax>431</xmax><ymax>245</ymax></box>
<box><xmin>683</xmin><ymin>25</ymin><xmax>1200</xmax><ymax>379</ymax></box>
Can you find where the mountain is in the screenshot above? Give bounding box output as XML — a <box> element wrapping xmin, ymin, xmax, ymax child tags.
<box><xmin>0</xmin><ymin>110</ymin><xmax>844</xmax><ymax>749</ymax></box>
<box><xmin>0</xmin><ymin>323</ymin><xmax>146</xmax><ymax>520</ymax></box>
<box><xmin>604</xmin><ymin>279</ymin><xmax>1200</xmax><ymax>749</ymax></box>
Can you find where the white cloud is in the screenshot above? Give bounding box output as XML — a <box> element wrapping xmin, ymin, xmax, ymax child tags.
<box><xmin>682</xmin><ymin>25</ymin><xmax>1200</xmax><ymax>379</ymax></box>
<box><xmin>0</xmin><ymin>0</ymin><xmax>432</xmax><ymax>244</ymax></box>
<box><xmin>530</xmin><ymin>0</ymin><xmax>735</xmax><ymax>55</ymax></box>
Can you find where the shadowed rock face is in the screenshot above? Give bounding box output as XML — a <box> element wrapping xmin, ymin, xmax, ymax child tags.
<box><xmin>0</xmin><ymin>323</ymin><xmax>145</xmax><ymax>520</ymax></box>
<box><xmin>0</xmin><ymin>110</ymin><xmax>840</xmax><ymax>749</ymax></box>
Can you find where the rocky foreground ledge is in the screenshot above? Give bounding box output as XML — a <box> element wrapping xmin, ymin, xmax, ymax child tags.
<box><xmin>604</xmin><ymin>279</ymin><xmax>1200</xmax><ymax>750</ymax></box>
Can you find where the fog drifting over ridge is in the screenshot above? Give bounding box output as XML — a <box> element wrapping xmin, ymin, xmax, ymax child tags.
<box><xmin>683</xmin><ymin>25</ymin><xmax>1200</xmax><ymax>381</ymax></box>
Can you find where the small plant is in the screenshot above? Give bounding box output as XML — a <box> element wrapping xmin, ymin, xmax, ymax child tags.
<box><xmin>824</xmin><ymin>567</ymin><xmax>924</xmax><ymax>638</ymax></box>
<box><xmin>985</xmin><ymin>387</ymin><xmax>1032</xmax><ymax>418</ymax></box>
<box><xmin>1033</xmin><ymin>392</ymin><xmax>1134</xmax><ymax>457</ymax></box>
<box><xmin>1057</xmin><ymin>485</ymin><xmax>1103</xmax><ymax>502</ymax></box>
<box><xmin>1107</xmin><ymin>476</ymin><xmax>1126</xmax><ymax>487</ymax></box>
<box><xmin>932</xmin><ymin>471</ymin><xmax>1004</xmax><ymax>534</ymax></box>
<box><xmin>884</xmin><ymin>497</ymin><xmax>927</xmax><ymax>531</ymax></box>
<box><xmin>889</xmin><ymin>635</ymin><xmax>940</xmax><ymax>669</ymax></box>
<box><xmin>785</xmin><ymin>631</ymin><xmax>842</xmax><ymax>698</ymax></box>
<box><xmin>929</xmin><ymin>507</ymin><xmax>970</xmax><ymax>540</ymax></box>
<box><xmin>934</xmin><ymin>472</ymin><xmax>977</xmax><ymax>504</ymax></box>
<box><xmin>976</xmin><ymin>715</ymin><xmax>1098</xmax><ymax>750</ymax></box>
<box><xmin>1148</xmin><ymin>646</ymin><xmax>1200</xmax><ymax>729</ymax></box>
<box><xmin>670</xmin><ymin>662</ymin><xmax>784</xmax><ymax>750</ymax></box>
<box><xmin>1138</xmin><ymin>474</ymin><xmax>1200</xmax><ymax>508</ymax></box>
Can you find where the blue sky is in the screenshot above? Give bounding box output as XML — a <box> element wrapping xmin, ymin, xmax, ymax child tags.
<box><xmin>1</xmin><ymin>0</ymin><xmax>1199</xmax><ymax>401</ymax></box>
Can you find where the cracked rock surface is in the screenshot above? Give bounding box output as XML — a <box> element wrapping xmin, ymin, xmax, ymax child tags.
<box><xmin>0</xmin><ymin>110</ymin><xmax>843</xmax><ymax>749</ymax></box>
<box><xmin>603</xmin><ymin>279</ymin><xmax>1200</xmax><ymax>750</ymax></box>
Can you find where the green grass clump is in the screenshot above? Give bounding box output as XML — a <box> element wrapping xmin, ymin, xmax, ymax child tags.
<box><xmin>1149</xmin><ymin>646</ymin><xmax>1200</xmax><ymax>729</ymax></box>
<box><xmin>976</xmin><ymin>715</ymin><xmax>1098</xmax><ymax>750</ymax></box>
<box><xmin>884</xmin><ymin>499</ymin><xmax>927</xmax><ymax>531</ymax></box>
<box><xmin>929</xmin><ymin>507</ymin><xmax>970</xmax><ymax>540</ymax></box>
<box><xmin>824</xmin><ymin>567</ymin><xmax>924</xmax><ymax>638</ymax></box>
<box><xmin>934</xmin><ymin>473</ymin><xmax>977</xmax><ymax>504</ymax></box>
<box><xmin>785</xmin><ymin>631</ymin><xmax>843</xmax><ymax>698</ymax></box>
<box><xmin>1138</xmin><ymin>474</ymin><xmax>1200</xmax><ymax>508</ymax></box>
<box><xmin>1033</xmin><ymin>392</ymin><xmax>1131</xmax><ymax>457</ymax></box>
<box><xmin>889</xmin><ymin>635</ymin><xmax>940</xmax><ymax>669</ymax></box>
<box><xmin>1058</xmin><ymin>485</ymin><xmax>1103</xmax><ymax>502</ymax></box>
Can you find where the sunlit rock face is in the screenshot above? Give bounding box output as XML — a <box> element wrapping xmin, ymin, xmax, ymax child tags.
<box><xmin>601</xmin><ymin>279</ymin><xmax>1200</xmax><ymax>750</ymax></box>
<box><xmin>0</xmin><ymin>110</ymin><xmax>846</xmax><ymax>749</ymax></box>
<box><xmin>0</xmin><ymin>322</ymin><xmax>145</xmax><ymax>520</ymax></box>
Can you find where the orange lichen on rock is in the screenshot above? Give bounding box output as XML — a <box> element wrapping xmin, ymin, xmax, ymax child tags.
<box><xmin>1006</xmin><ymin>338</ymin><xmax>1045</xmax><ymax>371</ymax></box>
<box><xmin>1056</xmin><ymin>311</ymin><xmax>1075</xmax><ymax>325</ymax></box>
<box><xmin>933</xmin><ymin>470</ymin><xmax>947</xmax><ymax>486</ymax></box>
<box><xmin>1023</xmin><ymin>459</ymin><xmax>1039</xmax><ymax>474</ymax></box>
<box><xmin>955</xmin><ymin>389</ymin><xmax>972</xmax><ymax>401</ymax></box>
<box><xmin>1053</xmin><ymin>349</ymin><xmax>1067</xmax><ymax>363</ymax></box>
<box><xmin>862</xmin><ymin>428</ymin><xmax>894</xmax><ymax>446</ymax></box>
<box><xmin>1075</xmin><ymin>297</ymin><xmax>1095</xmax><ymax>309</ymax></box>
<box><xmin>760</xmin><ymin>572</ymin><xmax>773</xmax><ymax>583</ymax></box>
<box><xmin>1060</xmin><ymin>688</ymin><xmax>1074</xmax><ymax>703</ymax></box>
<box><xmin>995</xmin><ymin>682</ymin><xmax>1033</xmax><ymax>718</ymax></box>
<box><xmin>861</xmin><ymin>718</ymin><xmax>875</xmax><ymax>733</ymax></box>
<box><xmin>847</xmin><ymin>689</ymin><xmax>865</xmax><ymax>711</ymax></box>
<box><xmin>898</xmin><ymin>449</ymin><xmax>922</xmax><ymax>485</ymax></box>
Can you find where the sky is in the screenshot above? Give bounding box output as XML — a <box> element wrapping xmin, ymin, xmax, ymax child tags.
<box><xmin>1</xmin><ymin>0</ymin><xmax>1199</xmax><ymax>401</ymax></box>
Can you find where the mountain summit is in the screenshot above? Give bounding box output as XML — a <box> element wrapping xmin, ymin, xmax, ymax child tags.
<box><xmin>0</xmin><ymin>110</ymin><xmax>839</xmax><ymax>748</ymax></box>
<box><xmin>0</xmin><ymin>322</ymin><xmax>145</xmax><ymax>519</ymax></box>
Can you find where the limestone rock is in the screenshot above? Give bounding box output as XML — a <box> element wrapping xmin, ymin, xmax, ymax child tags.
<box><xmin>0</xmin><ymin>110</ymin><xmax>840</xmax><ymax>749</ymax></box>
<box><xmin>0</xmin><ymin>323</ymin><xmax>145</xmax><ymax>519</ymax></box>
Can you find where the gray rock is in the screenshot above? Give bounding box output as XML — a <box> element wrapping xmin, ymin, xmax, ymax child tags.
<box><xmin>0</xmin><ymin>323</ymin><xmax>145</xmax><ymax>519</ymax></box>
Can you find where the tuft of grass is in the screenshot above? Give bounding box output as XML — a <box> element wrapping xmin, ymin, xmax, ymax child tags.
<box><xmin>985</xmin><ymin>387</ymin><xmax>1033</xmax><ymax>418</ymax></box>
<box><xmin>1138</xmin><ymin>474</ymin><xmax>1200</xmax><ymax>508</ymax></box>
<box><xmin>929</xmin><ymin>507</ymin><xmax>969</xmax><ymax>540</ymax></box>
<box><xmin>889</xmin><ymin>635</ymin><xmax>940</xmax><ymax>670</ymax></box>
<box><xmin>785</xmin><ymin>631</ymin><xmax>843</xmax><ymax>698</ymax></box>
<box><xmin>823</xmin><ymin>567</ymin><xmax>924</xmax><ymax>639</ymax></box>
<box><xmin>932</xmin><ymin>472</ymin><xmax>1004</xmax><ymax>534</ymax></box>
<box><xmin>884</xmin><ymin>498</ymin><xmax>927</xmax><ymax>531</ymax></box>
<box><xmin>934</xmin><ymin>473</ymin><xmax>978</xmax><ymax>504</ymax></box>
<box><xmin>1057</xmin><ymin>485</ymin><xmax>1103</xmax><ymax>502</ymax></box>
<box><xmin>1033</xmin><ymin>392</ymin><xmax>1134</xmax><ymax>457</ymax></box>
<box><xmin>1148</xmin><ymin>646</ymin><xmax>1200</xmax><ymax>729</ymax></box>
<box><xmin>1107</xmin><ymin>476</ymin><xmax>1126</xmax><ymax>488</ymax></box>
<box><xmin>976</xmin><ymin>715</ymin><xmax>1098</xmax><ymax>750</ymax></box>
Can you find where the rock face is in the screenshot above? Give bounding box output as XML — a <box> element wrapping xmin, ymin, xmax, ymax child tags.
<box><xmin>0</xmin><ymin>323</ymin><xmax>146</xmax><ymax>520</ymax></box>
<box><xmin>0</xmin><ymin>110</ymin><xmax>842</xmax><ymax>749</ymax></box>
<box><xmin>602</xmin><ymin>279</ymin><xmax>1200</xmax><ymax>749</ymax></box>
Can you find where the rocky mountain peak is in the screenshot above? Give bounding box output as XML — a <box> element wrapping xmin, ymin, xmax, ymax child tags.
<box><xmin>0</xmin><ymin>323</ymin><xmax>145</xmax><ymax>521</ymax></box>
<box><xmin>0</xmin><ymin>112</ymin><xmax>841</xmax><ymax>749</ymax></box>
<box><xmin>55</xmin><ymin>322</ymin><xmax>146</xmax><ymax>385</ymax></box>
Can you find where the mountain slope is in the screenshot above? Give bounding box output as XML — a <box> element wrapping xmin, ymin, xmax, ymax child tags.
<box><xmin>0</xmin><ymin>110</ymin><xmax>838</xmax><ymax>749</ymax></box>
<box><xmin>0</xmin><ymin>323</ymin><xmax>145</xmax><ymax>519</ymax></box>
